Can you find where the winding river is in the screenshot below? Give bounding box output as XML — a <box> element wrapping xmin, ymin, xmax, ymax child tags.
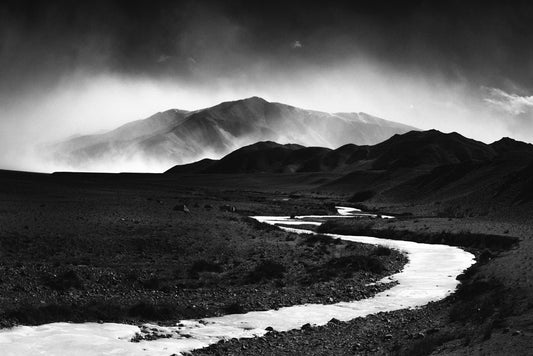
<box><xmin>0</xmin><ymin>207</ymin><xmax>475</xmax><ymax>356</ymax></box>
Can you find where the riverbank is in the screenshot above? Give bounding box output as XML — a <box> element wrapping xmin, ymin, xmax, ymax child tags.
<box><xmin>192</xmin><ymin>214</ymin><xmax>532</xmax><ymax>355</ymax></box>
<box><xmin>0</xmin><ymin>207</ymin><xmax>474</xmax><ymax>356</ymax></box>
<box><xmin>0</xmin><ymin>171</ymin><xmax>405</xmax><ymax>328</ymax></box>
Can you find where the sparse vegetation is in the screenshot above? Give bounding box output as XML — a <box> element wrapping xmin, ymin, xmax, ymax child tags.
<box><xmin>349</xmin><ymin>190</ymin><xmax>376</xmax><ymax>202</ymax></box>
<box><xmin>0</xmin><ymin>175</ymin><xmax>406</xmax><ymax>327</ymax></box>
<box><xmin>301</xmin><ymin>233</ymin><xmax>342</xmax><ymax>246</ymax></box>
<box><xmin>372</xmin><ymin>246</ymin><xmax>392</xmax><ymax>256</ymax></box>
<box><xmin>224</xmin><ymin>302</ymin><xmax>245</xmax><ymax>314</ymax></box>
<box><xmin>188</xmin><ymin>260</ymin><xmax>223</xmax><ymax>278</ymax></box>
<box><xmin>246</xmin><ymin>260</ymin><xmax>286</xmax><ymax>283</ymax></box>
<box><xmin>449</xmin><ymin>279</ymin><xmax>506</xmax><ymax>324</ymax></box>
<box><xmin>44</xmin><ymin>270</ymin><xmax>83</xmax><ymax>291</ymax></box>
<box><xmin>241</xmin><ymin>216</ymin><xmax>279</xmax><ymax>231</ymax></box>
<box><xmin>317</xmin><ymin>220</ymin><xmax>519</xmax><ymax>250</ymax></box>
<box><xmin>299</xmin><ymin>255</ymin><xmax>386</xmax><ymax>285</ymax></box>
<box><xmin>398</xmin><ymin>331</ymin><xmax>457</xmax><ymax>356</ymax></box>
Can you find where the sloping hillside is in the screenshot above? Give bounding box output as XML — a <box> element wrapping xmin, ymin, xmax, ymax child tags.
<box><xmin>167</xmin><ymin>130</ymin><xmax>533</xmax><ymax>217</ymax></box>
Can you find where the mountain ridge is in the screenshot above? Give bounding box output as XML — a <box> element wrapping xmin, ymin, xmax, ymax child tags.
<box><xmin>166</xmin><ymin>129</ymin><xmax>533</xmax><ymax>213</ymax></box>
<box><xmin>167</xmin><ymin>129</ymin><xmax>512</xmax><ymax>175</ymax></box>
<box><xmin>48</xmin><ymin>97</ymin><xmax>416</xmax><ymax>172</ymax></box>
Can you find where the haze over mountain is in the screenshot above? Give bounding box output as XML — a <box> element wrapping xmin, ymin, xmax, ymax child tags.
<box><xmin>49</xmin><ymin>97</ymin><xmax>415</xmax><ymax>172</ymax></box>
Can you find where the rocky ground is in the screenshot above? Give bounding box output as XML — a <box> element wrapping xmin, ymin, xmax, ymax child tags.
<box><xmin>192</xmin><ymin>213</ymin><xmax>533</xmax><ymax>355</ymax></box>
<box><xmin>2</xmin><ymin>170</ymin><xmax>532</xmax><ymax>355</ymax></box>
<box><xmin>0</xmin><ymin>171</ymin><xmax>405</xmax><ymax>328</ymax></box>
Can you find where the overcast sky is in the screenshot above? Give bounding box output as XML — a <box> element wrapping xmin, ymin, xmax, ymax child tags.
<box><xmin>1</xmin><ymin>0</ymin><xmax>533</xmax><ymax>170</ymax></box>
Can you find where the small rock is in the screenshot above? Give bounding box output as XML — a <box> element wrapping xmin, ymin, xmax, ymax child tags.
<box><xmin>512</xmin><ymin>330</ymin><xmax>522</xmax><ymax>336</ymax></box>
<box><xmin>352</xmin><ymin>343</ymin><xmax>362</xmax><ymax>351</ymax></box>
<box><xmin>173</xmin><ymin>204</ymin><xmax>190</xmax><ymax>213</ymax></box>
<box><xmin>265</xmin><ymin>326</ymin><xmax>274</xmax><ymax>332</ymax></box>
<box><xmin>301</xmin><ymin>323</ymin><xmax>312</xmax><ymax>331</ymax></box>
<box><xmin>384</xmin><ymin>334</ymin><xmax>393</xmax><ymax>340</ymax></box>
<box><xmin>414</xmin><ymin>332</ymin><xmax>425</xmax><ymax>339</ymax></box>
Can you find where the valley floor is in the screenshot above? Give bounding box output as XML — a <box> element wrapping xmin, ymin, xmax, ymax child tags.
<box><xmin>1</xmin><ymin>170</ymin><xmax>532</xmax><ymax>355</ymax></box>
<box><xmin>0</xmin><ymin>170</ymin><xmax>403</xmax><ymax>328</ymax></box>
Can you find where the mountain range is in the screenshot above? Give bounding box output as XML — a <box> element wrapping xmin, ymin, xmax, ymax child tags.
<box><xmin>166</xmin><ymin>130</ymin><xmax>533</xmax><ymax>217</ymax></box>
<box><xmin>49</xmin><ymin>97</ymin><xmax>415</xmax><ymax>172</ymax></box>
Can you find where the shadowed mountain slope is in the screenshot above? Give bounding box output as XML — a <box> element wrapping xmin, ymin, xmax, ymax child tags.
<box><xmin>168</xmin><ymin>130</ymin><xmax>501</xmax><ymax>175</ymax></box>
<box><xmin>369</xmin><ymin>130</ymin><xmax>497</xmax><ymax>170</ymax></box>
<box><xmin>166</xmin><ymin>141</ymin><xmax>373</xmax><ymax>174</ymax></box>
<box><xmin>167</xmin><ymin>130</ymin><xmax>533</xmax><ymax>215</ymax></box>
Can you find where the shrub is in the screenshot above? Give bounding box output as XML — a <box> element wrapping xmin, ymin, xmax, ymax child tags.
<box><xmin>140</xmin><ymin>276</ymin><xmax>164</xmax><ymax>290</ymax></box>
<box><xmin>349</xmin><ymin>190</ymin><xmax>376</xmax><ymax>202</ymax></box>
<box><xmin>45</xmin><ymin>270</ymin><xmax>83</xmax><ymax>291</ymax></box>
<box><xmin>399</xmin><ymin>331</ymin><xmax>457</xmax><ymax>356</ymax></box>
<box><xmin>242</xmin><ymin>217</ymin><xmax>279</xmax><ymax>231</ymax></box>
<box><xmin>302</xmin><ymin>255</ymin><xmax>386</xmax><ymax>283</ymax></box>
<box><xmin>372</xmin><ymin>246</ymin><xmax>392</xmax><ymax>256</ymax></box>
<box><xmin>325</xmin><ymin>255</ymin><xmax>385</xmax><ymax>275</ymax></box>
<box><xmin>246</xmin><ymin>260</ymin><xmax>286</xmax><ymax>283</ymax></box>
<box><xmin>224</xmin><ymin>302</ymin><xmax>245</xmax><ymax>314</ymax></box>
<box><xmin>128</xmin><ymin>301</ymin><xmax>174</xmax><ymax>320</ymax></box>
<box><xmin>478</xmin><ymin>249</ymin><xmax>495</xmax><ymax>264</ymax></box>
<box><xmin>449</xmin><ymin>279</ymin><xmax>505</xmax><ymax>323</ymax></box>
<box><xmin>317</xmin><ymin>220</ymin><xmax>518</xmax><ymax>251</ymax></box>
<box><xmin>302</xmin><ymin>234</ymin><xmax>342</xmax><ymax>246</ymax></box>
<box><xmin>317</xmin><ymin>220</ymin><xmax>375</xmax><ymax>236</ymax></box>
<box><xmin>5</xmin><ymin>304</ymin><xmax>75</xmax><ymax>325</ymax></box>
<box><xmin>188</xmin><ymin>260</ymin><xmax>222</xmax><ymax>278</ymax></box>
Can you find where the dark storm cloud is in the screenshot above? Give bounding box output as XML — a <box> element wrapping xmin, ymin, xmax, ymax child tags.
<box><xmin>2</xmin><ymin>0</ymin><xmax>533</xmax><ymax>93</ymax></box>
<box><xmin>2</xmin><ymin>0</ymin><xmax>533</xmax><ymax>171</ymax></box>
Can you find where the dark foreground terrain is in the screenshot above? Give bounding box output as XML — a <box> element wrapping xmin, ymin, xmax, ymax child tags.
<box><xmin>0</xmin><ymin>170</ymin><xmax>405</xmax><ymax>328</ymax></box>
<box><xmin>1</xmin><ymin>167</ymin><xmax>532</xmax><ymax>355</ymax></box>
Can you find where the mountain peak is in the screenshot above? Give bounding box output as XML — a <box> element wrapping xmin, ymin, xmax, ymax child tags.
<box><xmin>242</xmin><ymin>96</ymin><xmax>269</xmax><ymax>103</ymax></box>
<box><xmin>222</xmin><ymin>96</ymin><xmax>269</xmax><ymax>107</ymax></box>
<box><xmin>50</xmin><ymin>96</ymin><xmax>415</xmax><ymax>172</ymax></box>
<box><xmin>204</xmin><ymin>96</ymin><xmax>271</xmax><ymax>115</ymax></box>
<box><xmin>371</xmin><ymin>129</ymin><xmax>496</xmax><ymax>169</ymax></box>
<box><xmin>236</xmin><ymin>141</ymin><xmax>304</xmax><ymax>152</ymax></box>
<box><xmin>490</xmin><ymin>136</ymin><xmax>533</xmax><ymax>155</ymax></box>
<box><xmin>233</xmin><ymin>96</ymin><xmax>270</xmax><ymax>107</ymax></box>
